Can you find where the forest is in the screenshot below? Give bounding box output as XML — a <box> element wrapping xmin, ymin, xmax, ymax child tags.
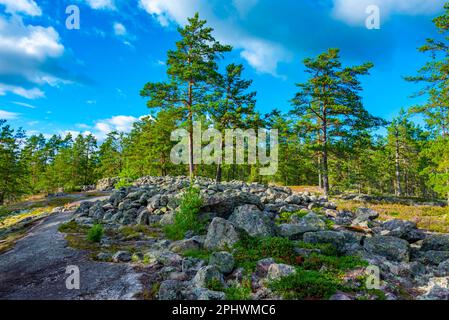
<box><xmin>1</xmin><ymin>7</ymin><xmax>449</xmax><ymax>206</ymax></box>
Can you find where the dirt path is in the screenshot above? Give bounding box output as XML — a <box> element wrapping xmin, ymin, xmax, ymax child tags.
<box><xmin>0</xmin><ymin>198</ymin><xmax>143</xmax><ymax>300</ymax></box>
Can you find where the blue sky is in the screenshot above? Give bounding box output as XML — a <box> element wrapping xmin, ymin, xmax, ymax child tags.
<box><xmin>0</xmin><ymin>0</ymin><xmax>446</xmax><ymax>140</ymax></box>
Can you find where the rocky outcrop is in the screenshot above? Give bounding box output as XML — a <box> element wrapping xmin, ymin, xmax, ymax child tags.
<box><xmin>69</xmin><ymin>176</ymin><xmax>449</xmax><ymax>300</ymax></box>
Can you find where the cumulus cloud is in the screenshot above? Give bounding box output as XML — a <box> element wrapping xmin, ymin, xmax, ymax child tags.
<box><xmin>331</xmin><ymin>0</ymin><xmax>446</xmax><ymax>26</ymax></box>
<box><xmin>138</xmin><ymin>0</ymin><xmax>291</xmax><ymax>76</ymax></box>
<box><xmin>0</xmin><ymin>109</ymin><xmax>19</xmax><ymax>120</ymax></box>
<box><xmin>0</xmin><ymin>0</ymin><xmax>41</xmax><ymax>16</ymax></box>
<box><xmin>84</xmin><ymin>0</ymin><xmax>115</xmax><ymax>11</ymax></box>
<box><xmin>0</xmin><ymin>16</ymin><xmax>70</xmax><ymax>99</ymax></box>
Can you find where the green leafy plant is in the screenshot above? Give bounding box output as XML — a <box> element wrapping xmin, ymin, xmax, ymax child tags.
<box><xmin>164</xmin><ymin>187</ymin><xmax>204</xmax><ymax>240</ymax></box>
<box><xmin>225</xmin><ymin>278</ymin><xmax>252</xmax><ymax>300</ymax></box>
<box><xmin>207</xmin><ymin>278</ymin><xmax>224</xmax><ymax>292</ymax></box>
<box><xmin>87</xmin><ymin>224</ymin><xmax>104</xmax><ymax>243</ymax></box>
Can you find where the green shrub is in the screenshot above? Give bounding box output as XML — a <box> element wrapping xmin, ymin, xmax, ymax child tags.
<box><xmin>164</xmin><ymin>187</ymin><xmax>204</xmax><ymax>240</ymax></box>
<box><xmin>182</xmin><ymin>248</ymin><xmax>211</xmax><ymax>261</ymax></box>
<box><xmin>295</xmin><ymin>241</ymin><xmax>337</xmax><ymax>256</ymax></box>
<box><xmin>87</xmin><ymin>224</ymin><xmax>104</xmax><ymax>243</ymax></box>
<box><xmin>207</xmin><ymin>279</ymin><xmax>224</xmax><ymax>292</ymax></box>
<box><xmin>302</xmin><ymin>253</ymin><xmax>368</xmax><ymax>274</ymax></box>
<box><xmin>277</xmin><ymin>210</ymin><xmax>309</xmax><ymax>224</ymax></box>
<box><xmin>225</xmin><ymin>279</ymin><xmax>252</xmax><ymax>300</ymax></box>
<box><xmin>268</xmin><ymin>268</ymin><xmax>340</xmax><ymax>300</ymax></box>
<box><xmin>233</xmin><ymin>236</ymin><xmax>297</xmax><ymax>272</ymax></box>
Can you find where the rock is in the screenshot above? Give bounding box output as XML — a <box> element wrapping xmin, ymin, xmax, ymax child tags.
<box><xmin>363</xmin><ymin>236</ymin><xmax>410</xmax><ymax>262</ymax></box>
<box><xmin>96</xmin><ymin>177</ymin><xmax>119</xmax><ymax>191</ymax></box>
<box><xmin>112</xmin><ymin>251</ymin><xmax>132</xmax><ymax>263</ymax></box>
<box><xmin>160</xmin><ymin>212</ymin><xmax>175</xmax><ymax>226</ymax></box>
<box><xmin>158</xmin><ymin>280</ymin><xmax>185</xmax><ymax>300</ymax></box>
<box><xmin>285</xmin><ymin>195</ymin><xmax>302</xmax><ymax>205</ymax></box>
<box><xmin>136</xmin><ymin>208</ymin><xmax>149</xmax><ymax>225</ymax></box>
<box><xmin>420</xmin><ymin>286</ymin><xmax>449</xmax><ymax>300</ymax></box>
<box><xmin>229</xmin><ymin>205</ymin><xmax>275</xmax><ymax>237</ymax></box>
<box><xmin>382</xmin><ymin>219</ymin><xmax>425</xmax><ymax>243</ymax></box>
<box><xmin>303</xmin><ymin>231</ymin><xmax>347</xmax><ymax>254</ymax></box>
<box><xmin>415</xmin><ymin>250</ymin><xmax>449</xmax><ymax>265</ymax></box>
<box><xmin>96</xmin><ymin>252</ymin><xmax>113</xmax><ymax>261</ymax></box>
<box><xmin>277</xmin><ymin>213</ymin><xmax>327</xmax><ymax>240</ymax></box>
<box><xmin>267</xmin><ymin>263</ymin><xmax>296</xmax><ymax>280</ymax></box>
<box><xmin>330</xmin><ymin>293</ymin><xmax>353</xmax><ymax>300</ymax></box>
<box><xmin>190</xmin><ymin>288</ymin><xmax>226</xmax><ymax>300</ymax></box>
<box><xmin>256</xmin><ymin>258</ymin><xmax>276</xmax><ymax>278</ymax></box>
<box><xmin>202</xmin><ymin>192</ymin><xmax>263</xmax><ymax>219</ymax></box>
<box><xmin>352</xmin><ymin>208</ymin><xmax>379</xmax><ymax>225</ymax></box>
<box><xmin>204</xmin><ymin>218</ymin><xmax>240</xmax><ymax>250</ymax></box>
<box><xmin>169</xmin><ymin>238</ymin><xmax>202</xmax><ymax>253</ymax></box>
<box><xmin>421</xmin><ymin>235</ymin><xmax>449</xmax><ymax>251</ymax></box>
<box><xmin>182</xmin><ymin>258</ymin><xmax>206</xmax><ymax>273</ymax></box>
<box><xmin>192</xmin><ymin>266</ymin><xmax>225</xmax><ymax>288</ymax></box>
<box><xmin>209</xmin><ymin>252</ymin><xmax>235</xmax><ymax>274</ymax></box>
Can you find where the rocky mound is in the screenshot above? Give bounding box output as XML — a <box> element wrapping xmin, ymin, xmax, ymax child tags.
<box><xmin>71</xmin><ymin>176</ymin><xmax>449</xmax><ymax>300</ymax></box>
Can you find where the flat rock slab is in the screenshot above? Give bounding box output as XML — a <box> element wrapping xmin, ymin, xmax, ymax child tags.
<box><xmin>0</xmin><ymin>209</ymin><xmax>142</xmax><ymax>300</ymax></box>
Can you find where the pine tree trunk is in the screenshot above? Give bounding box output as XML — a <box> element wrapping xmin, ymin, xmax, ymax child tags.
<box><xmin>215</xmin><ymin>138</ymin><xmax>224</xmax><ymax>183</ymax></box>
<box><xmin>395</xmin><ymin>129</ymin><xmax>402</xmax><ymax>196</ymax></box>
<box><xmin>322</xmin><ymin>119</ymin><xmax>330</xmax><ymax>197</ymax></box>
<box><xmin>187</xmin><ymin>81</ymin><xmax>194</xmax><ymax>179</ymax></box>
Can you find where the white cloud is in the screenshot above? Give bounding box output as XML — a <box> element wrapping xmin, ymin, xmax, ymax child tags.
<box><xmin>12</xmin><ymin>101</ymin><xmax>36</xmax><ymax>108</ymax></box>
<box><xmin>0</xmin><ymin>16</ymin><xmax>67</xmax><ymax>98</ymax></box>
<box><xmin>0</xmin><ymin>84</ymin><xmax>45</xmax><ymax>99</ymax></box>
<box><xmin>331</xmin><ymin>0</ymin><xmax>446</xmax><ymax>26</ymax></box>
<box><xmin>232</xmin><ymin>0</ymin><xmax>258</xmax><ymax>17</ymax></box>
<box><xmin>0</xmin><ymin>0</ymin><xmax>42</xmax><ymax>16</ymax></box>
<box><xmin>0</xmin><ymin>109</ymin><xmax>19</xmax><ymax>120</ymax></box>
<box><xmin>84</xmin><ymin>0</ymin><xmax>115</xmax><ymax>10</ymax></box>
<box><xmin>93</xmin><ymin>115</ymin><xmax>140</xmax><ymax>140</ymax></box>
<box><xmin>138</xmin><ymin>0</ymin><xmax>291</xmax><ymax>76</ymax></box>
<box><xmin>113</xmin><ymin>22</ymin><xmax>126</xmax><ymax>36</ymax></box>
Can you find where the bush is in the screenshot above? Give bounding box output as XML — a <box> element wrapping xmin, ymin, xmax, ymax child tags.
<box><xmin>225</xmin><ymin>279</ymin><xmax>252</xmax><ymax>300</ymax></box>
<box><xmin>164</xmin><ymin>187</ymin><xmax>204</xmax><ymax>240</ymax></box>
<box><xmin>268</xmin><ymin>268</ymin><xmax>340</xmax><ymax>300</ymax></box>
<box><xmin>302</xmin><ymin>253</ymin><xmax>368</xmax><ymax>274</ymax></box>
<box><xmin>87</xmin><ymin>224</ymin><xmax>104</xmax><ymax>243</ymax></box>
<box><xmin>233</xmin><ymin>236</ymin><xmax>297</xmax><ymax>272</ymax></box>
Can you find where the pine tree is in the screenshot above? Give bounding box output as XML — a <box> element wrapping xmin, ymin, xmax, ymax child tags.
<box><xmin>140</xmin><ymin>13</ymin><xmax>232</xmax><ymax>178</ymax></box>
<box><xmin>291</xmin><ymin>48</ymin><xmax>384</xmax><ymax>196</ymax></box>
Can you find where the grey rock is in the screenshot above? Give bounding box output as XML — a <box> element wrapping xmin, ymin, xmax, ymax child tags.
<box><xmin>363</xmin><ymin>236</ymin><xmax>410</xmax><ymax>262</ymax></box>
<box><xmin>303</xmin><ymin>231</ymin><xmax>347</xmax><ymax>254</ymax></box>
<box><xmin>415</xmin><ymin>250</ymin><xmax>449</xmax><ymax>265</ymax></box>
<box><xmin>204</xmin><ymin>218</ymin><xmax>240</xmax><ymax>250</ymax></box>
<box><xmin>112</xmin><ymin>251</ymin><xmax>132</xmax><ymax>263</ymax></box>
<box><xmin>192</xmin><ymin>266</ymin><xmax>225</xmax><ymax>288</ymax></box>
<box><xmin>421</xmin><ymin>235</ymin><xmax>449</xmax><ymax>251</ymax></box>
<box><xmin>158</xmin><ymin>280</ymin><xmax>185</xmax><ymax>300</ymax></box>
<box><xmin>267</xmin><ymin>263</ymin><xmax>296</xmax><ymax>280</ymax></box>
<box><xmin>256</xmin><ymin>258</ymin><xmax>276</xmax><ymax>278</ymax></box>
<box><xmin>209</xmin><ymin>252</ymin><xmax>235</xmax><ymax>274</ymax></box>
<box><xmin>353</xmin><ymin>208</ymin><xmax>379</xmax><ymax>225</ymax></box>
<box><xmin>382</xmin><ymin>219</ymin><xmax>425</xmax><ymax>243</ymax></box>
<box><xmin>229</xmin><ymin>205</ymin><xmax>275</xmax><ymax>237</ymax></box>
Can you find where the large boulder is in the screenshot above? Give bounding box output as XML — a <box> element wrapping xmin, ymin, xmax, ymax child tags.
<box><xmin>204</xmin><ymin>218</ymin><xmax>240</xmax><ymax>250</ymax></box>
<box><xmin>277</xmin><ymin>213</ymin><xmax>326</xmax><ymax>240</ymax></box>
<box><xmin>352</xmin><ymin>208</ymin><xmax>379</xmax><ymax>226</ymax></box>
<box><xmin>201</xmin><ymin>192</ymin><xmax>263</xmax><ymax>219</ymax></box>
<box><xmin>382</xmin><ymin>219</ymin><xmax>425</xmax><ymax>243</ymax></box>
<box><xmin>364</xmin><ymin>236</ymin><xmax>410</xmax><ymax>262</ymax></box>
<box><xmin>229</xmin><ymin>205</ymin><xmax>275</xmax><ymax>237</ymax></box>
<box><xmin>414</xmin><ymin>250</ymin><xmax>449</xmax><ymax>265</ymax></box>
<box><xmin>303</xmin><ymin>231</ymin><xmax>348</xmax><ymax>254</ymax></box>
<box><xmin>158</xmin><ymin>280</ymin><xmax>186</xmax><ymax>300</ymax></box>
<box><xmin>421</xmin><ymin>235</ymin><xmax>449</xmax><ymax>252</ymax></box>
<box><xmin>96</xmin><ymin>177</ymin><xmax>119</xmax><ymax>191</ymax></box>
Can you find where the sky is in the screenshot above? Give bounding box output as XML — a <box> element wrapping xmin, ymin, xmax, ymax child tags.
<box><xmin>0</xmin><ymin>0</ymin><xmax>446</xmax><ymax>140</ymax></box>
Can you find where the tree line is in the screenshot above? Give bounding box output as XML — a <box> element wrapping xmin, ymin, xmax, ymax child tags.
<box><xmin>1</xmin><ymin>6</ymin><xmax>449</xmax><ymax>205</ymax></box>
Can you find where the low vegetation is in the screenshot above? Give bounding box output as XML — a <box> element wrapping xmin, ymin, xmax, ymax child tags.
<box><xmin>87</xmin><ymin>224</ymin><xmax>104</xmax><ymax>243</ymax></box>
<box><xmin>164</xmin><ymin>187</ymin><xmax>205</xmax><ymax>240</ymax></box>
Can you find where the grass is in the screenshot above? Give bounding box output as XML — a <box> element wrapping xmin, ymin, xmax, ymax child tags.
<box><xmin>58</xmin><ymin>220</ymin><xmax>89</xmax><ymax>233</ymax></box>
<box><xmin>119</xmin><ymin>225</ymin><xmax>161</xmax><ymax>240</ymax></box>
<box><xmin>335</xmin><ymin>200</ymin><xmax>449</xmax><ymax>233</ymax></box>
<box><xmin>182</xmin><ymin>248</ymin><xmax>212</xmax><ymax>261</ymax></box>
<box><xmin>164</xmin><ymin>187</ymin><xmax>205</xmax><ymax>240</ymax></box>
